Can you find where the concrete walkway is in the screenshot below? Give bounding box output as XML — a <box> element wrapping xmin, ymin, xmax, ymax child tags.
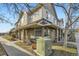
<box><xmin>0</xmin><ymin>37</ymin><xmax>34</xmax><ymax>56</ymax></box>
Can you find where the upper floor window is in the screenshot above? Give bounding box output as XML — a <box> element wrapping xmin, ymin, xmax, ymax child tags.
<box><xmin>28</xmin><ymin>16</ymin><xmax>32</xmax><ymax>23</ymax></box>
<box><xmin>46</xmin><ymin>10</ymin><xmax>48</xmax><ymax>19</ymax></box>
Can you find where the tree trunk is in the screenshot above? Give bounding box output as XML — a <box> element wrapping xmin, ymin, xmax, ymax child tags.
<box><xmin>64</xmin><ymin>29</ymin><xmax>68</xmax><ymax>47</ymax></box>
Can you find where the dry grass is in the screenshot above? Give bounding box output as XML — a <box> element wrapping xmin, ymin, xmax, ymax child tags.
<box><xmin>16</xmin><ymin>41</ymin><xmax>77</xmax><ymax>56</ymax></box>
<box><xmin>2</xmin><ymin>35</ymin><xmax>15</xmax><ymax>41</ymax></box>
<box><xmin>52</xmin><ymin>45</ymin><xmax>77</xmax><ymax>54</ymax></box>
<box><xmin>15</xmin><ymin>41</ymin><xmax>36</xmax><ymax>55</ymax></box>
<box><xmin>0</xmin><ymin>43</ymin><xmax>7</xmax><ymax>56</ymax></box>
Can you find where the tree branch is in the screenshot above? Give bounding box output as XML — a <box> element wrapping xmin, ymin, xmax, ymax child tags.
<box><xmin>54</xmin><ymin>4</ymin><xmax>72</xmax><ymax>27</ymax></box>
<box><xmin>66</xmin><ymin>16</ymin><xmax>79</xmax><ymax>28</ymax></box>
<box><xmin>0</xmin><ymin>15</ymin><xmax>13</xmax><ymax>25</ymax></box>
<box><xmin>23</xmin><ymin>3</ymin><xmax>32</xmax><ymax>13</ymax></box>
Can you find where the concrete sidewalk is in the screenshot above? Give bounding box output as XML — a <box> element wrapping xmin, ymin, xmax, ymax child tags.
<box><xmin>0</xmin><ymin>37</ymin><xmax>34</xmax><ymax>56</ymax></box>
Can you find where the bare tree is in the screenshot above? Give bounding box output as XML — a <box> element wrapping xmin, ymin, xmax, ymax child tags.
<box><xmin>54</xmin><ymin>3</ymin><xmax>79</xmax><ymax>47</ymax></box>
<box><xmin>0</xmin><ymin>3</ymin><xmax>36</xmax><ymax>25</ymax></box>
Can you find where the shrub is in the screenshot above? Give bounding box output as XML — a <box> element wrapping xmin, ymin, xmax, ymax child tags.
<box><xmin>3</xmin><ymin>35</ymin><xmax>15</xmax><ymax>41</ymax></box>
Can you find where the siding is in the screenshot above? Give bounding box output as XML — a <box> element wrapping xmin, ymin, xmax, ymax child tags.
<box><xmin>20</xmin><ymin>12</ymin><xmax>28</xmax><ymax>26</ymax></box>
<box><xmin>30</xmin><ymin>7</ymin><xmax>43</xmax><ymax>23</ymax></box>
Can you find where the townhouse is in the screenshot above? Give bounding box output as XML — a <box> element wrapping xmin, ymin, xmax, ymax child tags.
<box><xmin>10</xmin><ymin>3</ymin><xmax>64</xmax><ymax>49</ymax></box>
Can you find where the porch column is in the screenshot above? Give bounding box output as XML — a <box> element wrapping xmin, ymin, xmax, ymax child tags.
<box><xmin>17</xmin><ymin>31</ymin><xmax>19</xmax><ymax>39</ymax></box>
<box><xmin>23</xmin><ymin>29</ymin><xmax>26</xmax><ymax>42</ymax></box>
<box><xmin>61</xmin><ymin>29</ymin><xmax>63</xmax><ymax>40</ymax></box>
<box><xmin>59</xmin><ymin>29</ymin><xmax>61</xmax><ymax>41</ymax></box>
<box><xmin>61</xmin><ymin>29</ymin><xmax>62</xmax><ymax>41</ymax></box>
<box><xmin>57</xmin><ymin>28</ymin><xmax>59</xmax><ymax>42</ymax></box>
<box><xmin>21</xmin><ymin>30</ymin><xmax>24</xmax><ymax>41</ymax></box>
<box><xmin>15</xmin><ymin>31</ymin><xmax>17</xmax><ymax>38</ymax></box>
<box><xmin>42</xmin><ymin>27</ymin><xmax>45</xmax><ymax>37</ymax></box>
<box><xmin>19</xmin><ymin>31</ymin><xmax>21</xmax><ymax>40</ymax></box>
<box><xmin>25</xmin><ymin>29</ymin><xmax>29</xmax><ymax>43</ymax></box>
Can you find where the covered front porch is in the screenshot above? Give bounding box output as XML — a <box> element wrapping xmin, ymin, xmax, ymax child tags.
<box><xmin>15</xmin><ymin>22</ymin><xmax>63</xmax><ymax>49</ymax></box>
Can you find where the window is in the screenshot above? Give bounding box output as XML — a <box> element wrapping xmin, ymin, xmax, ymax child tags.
<box><xmin>35</xmin><ymin>29</ymin><xmax>42</xmax><ymax>36</ymax></box>
<box><xmin>44</xmin><ymin>29</ymin><xmax>49</xmax><ymax>36</ymax></box>
<box><xmin>48</xmin><ymin>13</ymin><xmax>51</xmax><ymax>19</ymax></box>
<box><xmin>28</xmin><ymin>16</ymin><xmax>32</xmax><ymax>23</ymax></box>
<box><xmin>46</xmin><ymin>10</ymin><xmax>48</xmax><ymax>19</ymax></box>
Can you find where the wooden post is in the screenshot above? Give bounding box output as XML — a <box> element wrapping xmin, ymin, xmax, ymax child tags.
<box><xmin>17</xmin><ymin>31</ymin><xmax>19</xmax><ymax>39</ymax></box>
<box><xmin>42</xmin><ymin>27</ymin><xmax>45</xmax><ymax>37</ymax></box>
<box><xmin>60</xmin><ymin>29</ymin><xmax>61</xmax><ymax>41</ymax></box>
<box><xmin>18</xmin><ymin>30</ymin><xmax>21</xmax><ymax>40</ymax></box>
<box><xmin>57</xmin><ymin>28</ymin><xmax>59</xmax><ymax>42</ymax></box>
<box><xmin>25</xmin><ymin>29</ymin><xmax>29</xmax><ymax>43</ymax></box>
<box><xmin>23</xmin><ymin>29</ymin><xmax>26</xmax><ymax>43</ymax></box>
<box><xmin>20</xmin><ymin>29</ymin><xmax>25</xmax><ymax>41</ymax></box>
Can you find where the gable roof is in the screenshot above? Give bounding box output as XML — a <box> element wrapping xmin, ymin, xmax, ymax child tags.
<box><xmin>15</xmin><ymin>4</ymin><xmax>59</xmax><ymax>26</ymax></box>
<box><xmin>15</xmin><ymin>4</ymin><xmax>44</xmax><ymax>25</ymax></box>
<box><xmin>29</xmin><ymin>18</ymin><xmax>52</xmax><ymax>24</ymax></box>
<box><xmin>27</xmin><ymin>4</ymin><xmax>44</xmax><ymax>15</ymax></box>
<box><xmin>15</xmin><ymin>11</ymin><xmax>24</xmax><ymax>25</ymax></box>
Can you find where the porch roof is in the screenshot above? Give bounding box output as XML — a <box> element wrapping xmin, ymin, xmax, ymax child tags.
<box><xmin>14</xmin><ymin>23</ymin><xmax>61</xmax><ymax>31</ymax></box>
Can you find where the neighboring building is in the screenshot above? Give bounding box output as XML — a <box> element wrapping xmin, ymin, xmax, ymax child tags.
<box><xmin>10</xmin><ymin>3</ymin><xmax>64</xmax><ymax>49</ymax></box>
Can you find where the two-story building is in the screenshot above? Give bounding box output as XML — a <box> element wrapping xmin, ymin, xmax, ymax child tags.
<box><xmin>10</xmin><ymin>3</ymin><xmax>64</xmax><ymax>48</ymax></box>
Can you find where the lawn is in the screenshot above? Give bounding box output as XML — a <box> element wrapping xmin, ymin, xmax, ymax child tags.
<box><xmin>15</xmin><ymin>41</ymin><xmax>37</xmax><ymax>55</ymax></box>
<box><xmin>2</xmin><ymin>35</ymin><xmax>15</xmax><ymax>41</ymax></box>
<box><xmin>3</xmin><ymin>35</ymin><xmax>77</xmax><ymax>56</ymax></box>
<box><xmin>52</xmin><ymin>45</ymin><xmax>77</xmax><ymax>56</ymax></box>
<box><xmin>16</xmin><ymin>41</ymin><xmax>77</xmax><ymax>56</ymax></box>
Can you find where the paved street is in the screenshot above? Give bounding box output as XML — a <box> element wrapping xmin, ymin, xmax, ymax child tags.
<box><xmin>0</xmin><ymin>37</ymin><xmax>34</xmax><ymax>56</ymax></box>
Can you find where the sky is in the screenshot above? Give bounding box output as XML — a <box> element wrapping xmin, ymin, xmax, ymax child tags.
<box><xmin>0</xmin><ymin>3</ymin><xmax>78</xmax><ymax>33</ymax></box>
<box><xmin>0</xmin><ymin>3</ymin><xmax>37</xmax><ymax>33</ymax></box>
<box><xmin>0</xmin><ymin>3</ymin><xmax>66</xmax><ymax>33</ymax></box>
<box><xmin>0</xmin><ymin>4</ymin><xmax>18</xmax><ymax>33</ymax></box>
